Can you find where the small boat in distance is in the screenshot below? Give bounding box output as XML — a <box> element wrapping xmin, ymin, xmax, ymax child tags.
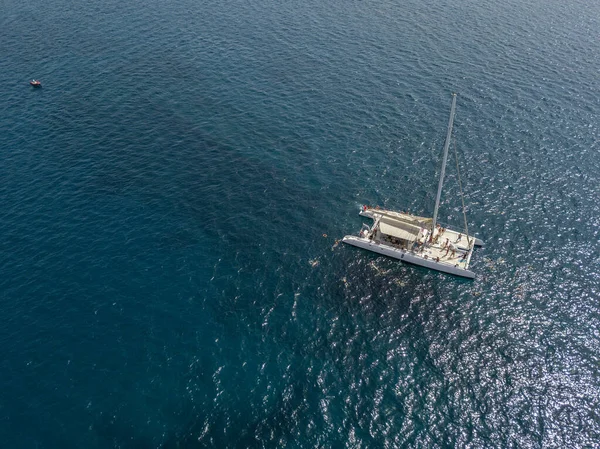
<box><xmin>343</xmin><ymin>93</ymin><xmax>483</xmax><ymax>279</ymax></box>
<box><xmin>30</xmin><ymin>80</ymin><xmax>42</xmax><ymax>87</ymax></box>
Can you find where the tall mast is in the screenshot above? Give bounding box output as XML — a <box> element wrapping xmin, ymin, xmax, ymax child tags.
<box><xmin>431</xmin><ymin>93</ymin><xmax>457</xmax><ymax>233</ymax></box>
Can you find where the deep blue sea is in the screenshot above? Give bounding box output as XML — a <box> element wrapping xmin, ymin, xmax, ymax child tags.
<box><xmin>1</xmin><ymin>0</ymin><xmax>599</xmax><ymax>447</ymax></box>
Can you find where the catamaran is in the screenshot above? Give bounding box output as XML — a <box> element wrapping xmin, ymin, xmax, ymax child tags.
<box><xmin>343</xmin><ymin>93</ymin><xmax>483</xmax><ymax>279</ymax></box>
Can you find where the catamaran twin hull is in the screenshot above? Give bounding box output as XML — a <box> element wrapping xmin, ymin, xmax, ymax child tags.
<box><xmin>342</xmin><ymin>236</ymin><xmax>475</xmax><ymax>278</ymax></box>
<box><xmin>343</xmin><ymin>208</ymin><xmax>481</xmax><ymax>279</ymax></box>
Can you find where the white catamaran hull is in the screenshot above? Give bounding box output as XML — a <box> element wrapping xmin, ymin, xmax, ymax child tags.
<box><xmin>342</xmin><ymin>235</ymin><xmax>476</xmax><ymax>279</ymax></box>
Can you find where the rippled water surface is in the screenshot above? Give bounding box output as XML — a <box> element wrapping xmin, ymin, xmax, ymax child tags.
<box><xmin>1</xmin><ymin>0</ymin><xmax>599</xmax><ymax>447</ymax></box>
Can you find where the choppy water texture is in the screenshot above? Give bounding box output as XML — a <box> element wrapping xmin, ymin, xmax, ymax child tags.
<box><xmin>1</xmin><ymin>0</ymin><xmax>599</xmax><ymax>447</ymax></box>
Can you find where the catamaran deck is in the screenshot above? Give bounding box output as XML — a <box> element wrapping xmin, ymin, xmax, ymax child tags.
<box><xmin>378</xmin><ymin>224</ymin><xmax>473</xmax><ymax>271</ymax></box>
<box><xmin>342</xmin><ymin>205</ymin><xmax>482</xmax><ymax>278</ymax></box>
<box><xmin>360</xmin><ymin>206</ymin><xmax>483</xmax><ymax>248</ymax></box>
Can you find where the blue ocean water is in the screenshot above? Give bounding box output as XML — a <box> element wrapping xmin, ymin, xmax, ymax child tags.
<box><xmin>1</xmin><ymin>0</ymin><xmax>599</xmax><ymax>447</ymax></box>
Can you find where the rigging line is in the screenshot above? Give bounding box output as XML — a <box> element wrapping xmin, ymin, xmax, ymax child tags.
<box><xmin>453</xmin><ymin>136</ymin><xmax>471</xmax><ymax>247</ymax></box>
